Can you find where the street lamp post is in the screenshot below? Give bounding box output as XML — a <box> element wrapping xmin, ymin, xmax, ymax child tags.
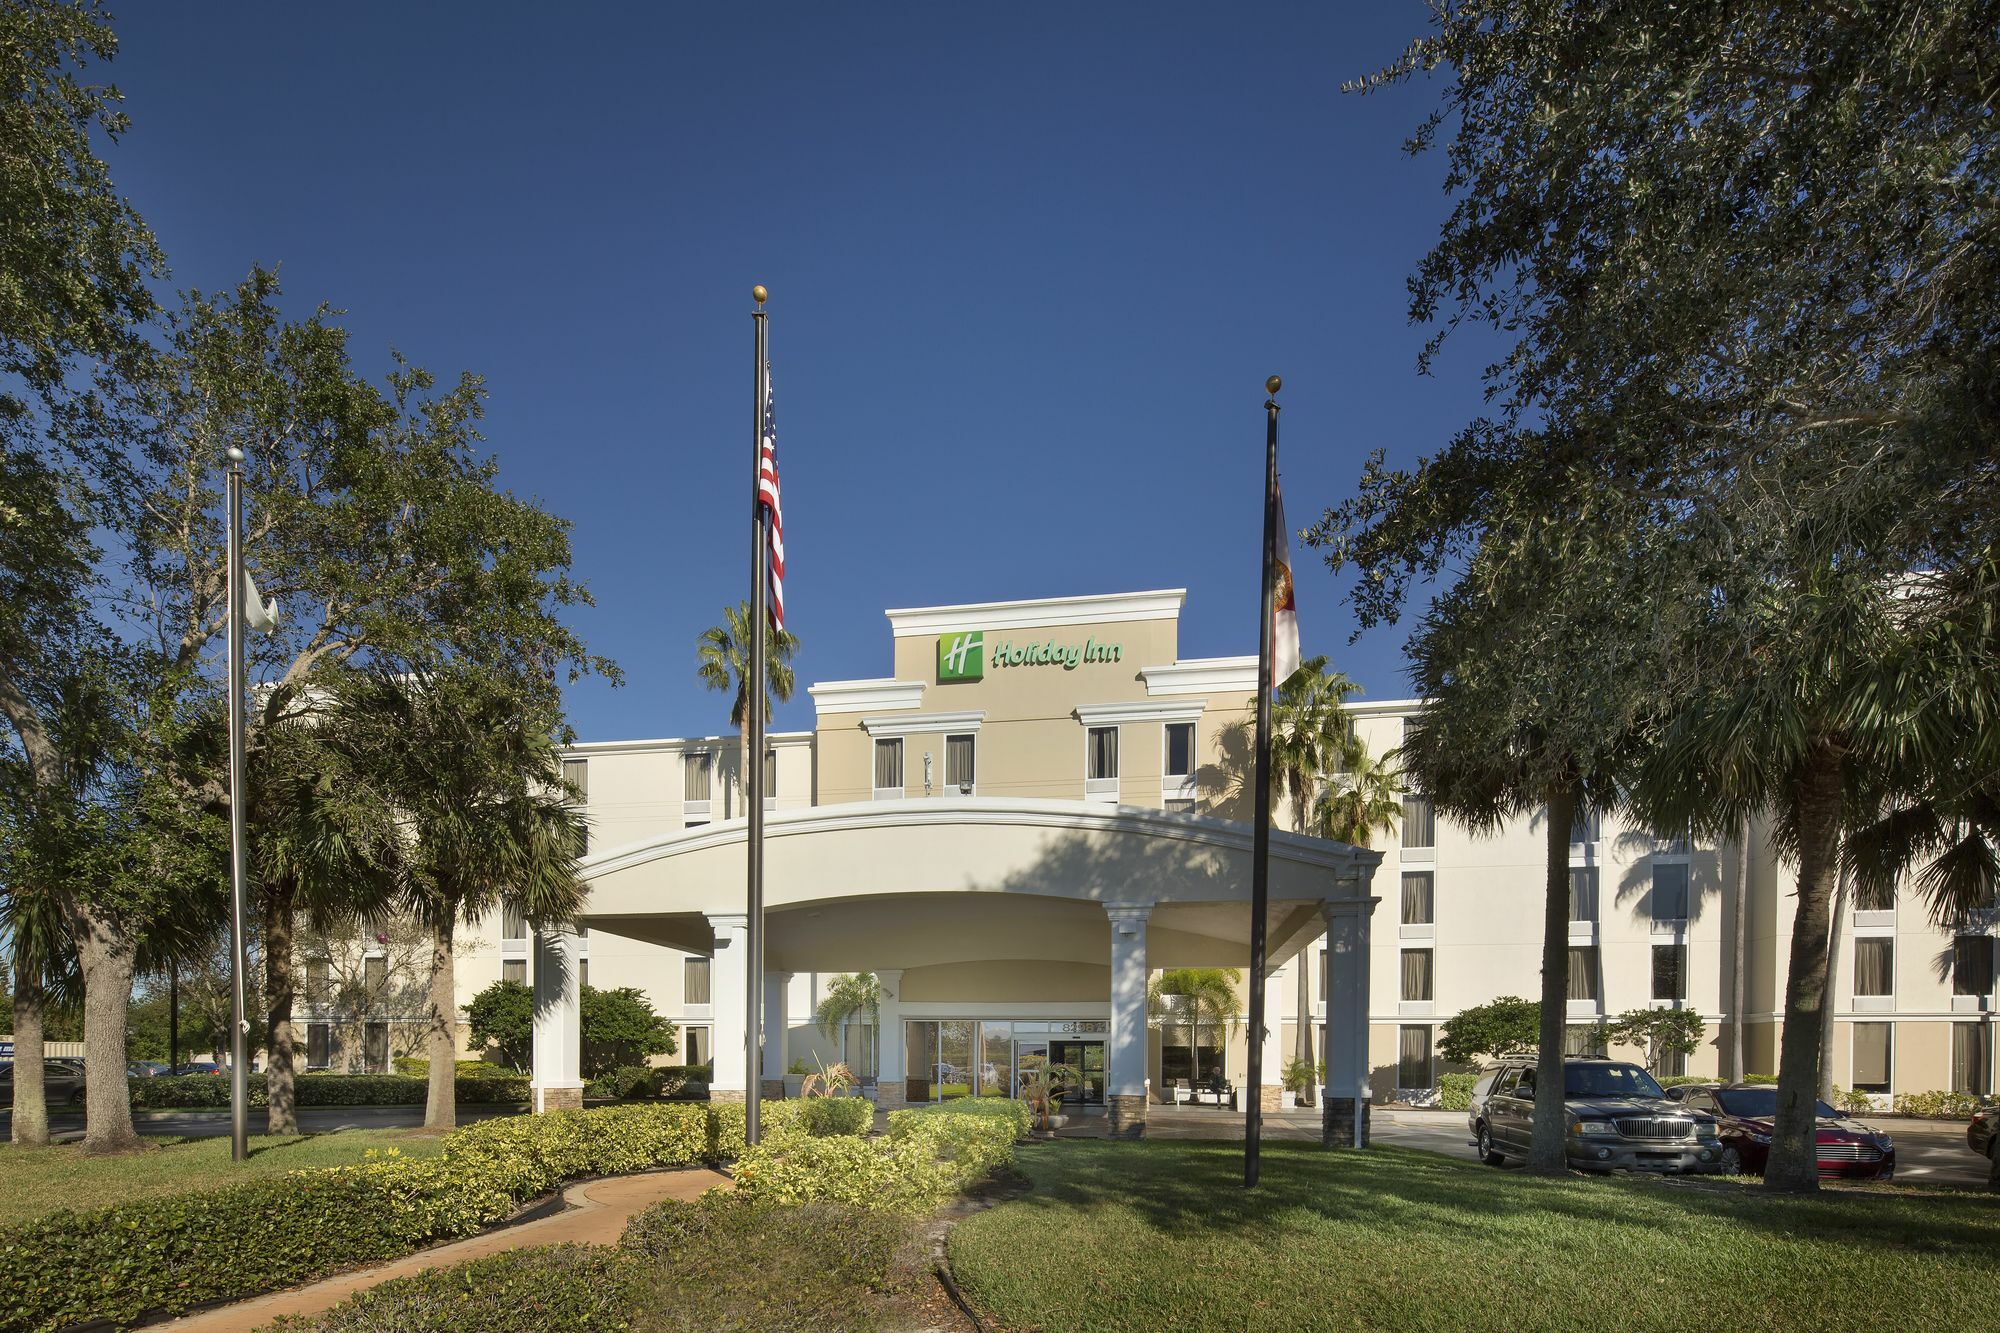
<box><xmin>225</xmin><ymin>445</ymin><xmax>252</xmax><ymax>1162</ymax></box>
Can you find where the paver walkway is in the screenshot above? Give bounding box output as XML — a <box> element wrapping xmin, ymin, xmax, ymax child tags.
<box><xmin>163</xmin><ymin>1166</ymin><xmax>733</xmax><ymax>1331</ymax></box>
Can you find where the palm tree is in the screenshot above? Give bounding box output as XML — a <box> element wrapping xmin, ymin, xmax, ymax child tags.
<box><xmin>813</xmin><ymin>972</ymin><xmax>881</xmax><ymax>1077</ymax></box>
<box><xmin>351</xmin><ymin>667</ymin><xmax>588</xmax><ymax>1131</ymax></box>
<box><xmin>1148</xmin><ymin>967</ymin><xmax>1242</xmax><ymax>1093</ymax></box>
<box><xmin>1314</xmin><ymin>742</ymin><xmax>1404</xmax><ymax>848</ymax></box>
<box><xmin>1267</xmin><ymin>657</ymin><xmax>1359</xmax><ymax>1107</ymax></box>
<box><xmin>696</xmin><ymin>602</ymin><xmax>800</xmax><ymax>814</ymax></box>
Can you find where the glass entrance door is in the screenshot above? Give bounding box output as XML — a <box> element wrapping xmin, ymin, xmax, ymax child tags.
<box><xmin>1049</xmin><ymin>1039</ymin><xmax>1105</xmax><ymax>1105</ymax></box>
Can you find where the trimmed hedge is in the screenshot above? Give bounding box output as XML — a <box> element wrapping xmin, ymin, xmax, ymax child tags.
<box><xmin>0</xmin><ymin>1100</ymin><xmax>805</xmax><ymax>1332</ymax></box>
<box><xmin>795</xmin><ymin>1094</ymin><xmax>874</xmax><ymax>1137</ymax></box>
<box><xmin>129</xmin><ymin>1072</ymin><xmax>529</xmax><ymax>1109</ymax></box>
<box><xmin>1892</xmin><ymin>1089</ymin><xmax>1995</xmax><ymax>1119</ymax></box>
<box><xmin>394</xmin><ymin>1058</ymin><xmax>522</xmax><ymax>1080</ymax></box>
<box><xmin>731</xmin><ymin>1097</ymin><xmax>1028</xmax><ymax>1213</ymax></box>
<box><xmin>1437</xmin><ymin>1072</ymin><xmax>1477</xmax><ymax>1111</ymax></box>
<box><xmin>582</xmin><ymin>1065</ymin><xmax>669</xmax><ymax>1100</ymax></box>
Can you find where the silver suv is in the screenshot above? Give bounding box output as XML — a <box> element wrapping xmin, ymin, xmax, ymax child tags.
<box><xmin>1468</xmin><ymin>1056</ymin><xmax>1724</xmax><ymax>1174</ymax></box>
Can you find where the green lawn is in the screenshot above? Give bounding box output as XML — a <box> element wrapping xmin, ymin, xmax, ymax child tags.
<box><xmin>950</xmin><ymin>1141</ymin><xmax>2000</xmax><ymax>1330</ymax></box>
<box><xmin>0</xmin><ymin>1130</ymin><xmax>444</xmax><ymax>1228</ymax></box>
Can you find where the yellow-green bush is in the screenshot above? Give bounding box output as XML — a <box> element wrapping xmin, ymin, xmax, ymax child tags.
<box><xmin>733</xmin><ymin>1097</ymin><xmax>1028</xmax><ymax>1213</ymax></box>
<box><xmin>1892</xmin><ymin>1089</ymin><xmax>1993</xmax><ymax>1119</ymax></box>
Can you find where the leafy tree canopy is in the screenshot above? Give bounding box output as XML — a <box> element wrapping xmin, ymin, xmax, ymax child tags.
<box><xmin>1437</xmin><ymin>996</ymin><xmax>1540</xmax><ymax>1067</ymax></box>
<box><xmin>579</xmin><ymin>984</ymin><xmax>676</xmax><ymax>1078</ymax></box>
<box><xmin>467</xmin><ymin>978</ymin><xmax>533</xmax><ymax>1072</ymax></box>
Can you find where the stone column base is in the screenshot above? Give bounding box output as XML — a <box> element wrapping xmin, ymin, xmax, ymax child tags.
<box><xmin>759</xmin><ymin>1078</ymin><xmax>785</xmax><ymax>1100</ymax></box>
<box><xmin>709</xmin><ymin>1088</ymin><xmax>748</xmax><ymax>1104</ymax></box>
<box><xmin>1322</xmin><ymin>1095</ymin><xmax>1372</xmax><ymax>1148</ymax></box>
<box><xmin>1107</xmin><ymin>1094</ymin><xmax>1147</xmax><ymax>1138</ymax></box>
<box><xmin>872</xmin><ymin>1081</ymin><xmax>908</xmax><ymax>1109</ymax></box>
<box><xmin>532</xmin><ymin>1084</ymin><xmax>583</xmax><ymax>1114</ymax></box>
<box><xmin>1259</xmin><ymin>1084</ymin><xmax>1284</xmax><ymax>1113</ymax></box>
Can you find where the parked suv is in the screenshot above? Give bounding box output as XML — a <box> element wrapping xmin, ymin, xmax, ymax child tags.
<box><xmin>1468</xmin><ymin>1057</ymin><xmax>1724</xmax><ymax>1174</ymax></box>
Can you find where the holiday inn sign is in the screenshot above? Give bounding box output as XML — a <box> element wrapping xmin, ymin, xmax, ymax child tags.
<box><xmin>937</xmin><ymin>631</ymin><xmax>1123</xmax><ymax>682</ymax></box>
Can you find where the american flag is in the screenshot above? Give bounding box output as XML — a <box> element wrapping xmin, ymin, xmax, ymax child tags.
<box><xmin>759</xmin><ymin>366</ymin><xmax>786</xmax><ymax>630</ymax></box>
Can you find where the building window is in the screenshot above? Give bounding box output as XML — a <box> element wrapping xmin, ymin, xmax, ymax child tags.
<box><xmin>1319</xmin><ymin>947</ymin><xmax>1328</xmax><ymax>1004</ymax></box>
<box><xmin>682</xmin><ymin>1025</ymin><xmax>709</xmax><ymax>1069</ymax></box>
<box><xmin>502</xmin><ymin>903</ymin><xmax>526</xmax><ymax>944</ymax></box>
<box><xmin>579</xmin><ymin>958</ymin><xmax>589</xmax><ymax>989</ymax></box>
<box><xmin>304</xmin><ymin>959</ymin><xmax>330</xmax><ymax>1009</ymax></box>
<box><xmin>1652</xmin><ymin>862</ymin><xmax>1690</xmax><ymax>923</ymax></box>
<box><xmin>572</xmin><ymin>821</ymin><xmax>589</xmax><ymax>859</ymax></box>
<box><xmin>1163</xmin><ymin>722</ymin><xmax>1195</xmax><ymax>780</ymax></box>
<box><xmin>1401</xmin><ymin>872</ymin><xmax>1434</xmax><ymax>926</ymax></box>
<box><xmin>502</xmin><ymin>959</ymin><xmax>526</xmax><ymax>986</ymax></box>
<box><xmin>562</xmin><ymin>758</ymin><xmax>587</xmax><ymax>800</ymax></box>
<box><xmin>364</xmin><ymin>1021</ymin><xmax>389</xmax><ymax>1074</ymax></box>
<box><xmin>1568</xmin><ymin>866</ymin><xmax>1598</xmax><ymax>923</ymax></box>
<box><xmin>306</xmin><ymin>1022</ymin><xmax>332</xmax><ymax>1069</ymax></box>
<box><xmin>1567</xmin><ymin>946</ymin><xmax>1599</xmax><ymax>1003</ymax></box>
<box><xmin>363</xmin><ymin>954</ymin><xmax>386</xmax><ymax>997</ymax></box>
<box><xmin>1854</xmin><ymin>877</ymin><xmax>1896</xmax><ymax>912</ymax></box>
<box><xmin>1400</xmin><ymin>949</ymin><xmax>1433</xmax><ymax>1003</ymax></box>
<box><xmin>685</xmin><ymin>957</ymin><xmax>711</xmax><ymax>1006</ymax></box>
<box><xmin>1397</xmin><ymin>1025</ymin><xmax>1433</xmax><ymax>1088</ymax></box>
<box><xmin>946</xmin><ymin>733</ymin><xmax>976</xmax><ymax>793</ymax></box>
<box><xmin>1401</xmin><ymin>794</ymin><xmax>1435</xmax><ymax>850</ymax></box>
<box><xmin>1087</xmin><ymin>726</ymin><xmax>1118</xmax><ymax>781</ymax></box>
<box><xmin>873</xmin><ymin>738</ymin><xmax>904</xmax><ymax>797</ymax></box>
<box><xmin>763</xmin><ymin>748</ymin><xmax>778</xmax><ymax>798</ymax></box>
<box><xmin>1852</xmin><ymin>1022</ymin><xmax>1892</xmax><ymax>1094</ymax></box>
<box><xmin>1952</xmin><ymin>1022</ymin><xmax>1992</xmax><ymax>1095</ymax></box>
<box><xmin>1164</xmin><ymin>798</ymin><xmax>1196</xmax><ymax>814</ymax></box>
<box><xmin>1656</xmin><ymin>1045</ymin><xmax>1687</xmax><ymax>1078</ymax></box>
<box><xmin>1564</xmin><ymin>1024</ymin><xmax>1607</xmax><ymax>1057</ymax></box>
<box><xmin>1569</xmin><ymin>806</ymin><xmax>1600</xmax><ymax>845</ymax></box>
<box><xmin>1854</xmin><ymin>937</ymin><xmax>1894</xmax><ymax>997</ymax></box>
<box><xmin>684</xmin><ymin>752</ymin><xmax>712</xmax><ymax>802</ymax></box>
<box><xmin>1953</xmin><ymin>935</ymin><xmax>1995</xmax><ymax>997</ymax></box>
<box><xmin>1652</xmin><ymin>944</ymin><xmax>1687</xmax><ymax>1002</ymax></box>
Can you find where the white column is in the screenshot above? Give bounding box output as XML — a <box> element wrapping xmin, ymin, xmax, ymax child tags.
<box><xmin>706</xmin><ymin>913</ymin><xmax>749</xmax><ymax>1100</ymax></box>
<box><xmin>1105</xmin><ymin>903</ymin><xmax>1152</xmax><ymax>1135</ymax></box>
<box><xmin>1262</xmin><ymin>964</ymin><xmax>1288</xmax><ymax>1107</ymax></box>
<box><xmin>1321</xmin><ymin>866</ymin><xmax>1381</xmax><ymax>1146</ymax></box>
<box><xmin>530</xmin><ymin>927</ymin><xmax>582</xmax><ymax>1113</ymax></box>
<box><xmin>762</xmin><ymin>969</ymin><xmax>791</xmax><ymax>1086</ymax></box>
<box><xmin>874</xmin><ymin>969</ymin><xmax>905</xmax><ymax>1105</ymax></box>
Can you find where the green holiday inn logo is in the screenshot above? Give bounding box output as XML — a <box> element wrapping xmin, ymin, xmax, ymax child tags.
<box><xmin>938</xmin><ymin>631</ymin><xmax>985</xmax><ymax>682</ymax></box>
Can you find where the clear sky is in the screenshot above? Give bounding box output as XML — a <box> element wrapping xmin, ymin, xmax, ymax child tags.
<box><xmin>104</xmin><ymin>3</ymin><xmax>1497</xmax><ymax>740</ymax></box>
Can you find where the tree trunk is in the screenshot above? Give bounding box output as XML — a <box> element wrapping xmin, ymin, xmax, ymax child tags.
<box><xmin>424</xmin><ymin>915</ymin><xmax>457</xmax><ymax>1131</ymax></box>
<box><xmin>1529</xmin><ymin>785</ymin><xmax>1577</xmax><ymax>1174</ymax></box>
<box><xmin>10</xmin><ymin>964</ymin><xmax>50</xmax><ymax>1147</ymax></box>
<box><xmin>67</xmin><ymin>903</ymin><xmax>142</xmax><ymax>1154</ymax></box>
<box><xmin>1768</xmin><ymin>743</ymin><xmax>1845</xmax><ymax>1193</ymax></box>
<box><xmin>1294</xmin><ymin>960</ymin><xmax>1314</xmax><ymax>1107</ymax></box>
<box><xmin>264</xmin><ymin>886</ymin><xmax>298</xmax><ymax>1135</ymax></box>
<box><xmin>1818</xmin><ymin>859</ymin><xmax>1849</xmax><ymax>1103</ymax></box>
<box><xmin>1729</xmin><ymin>815</ymin><xmax>1749</xmax><ymax>1084</ymax></box>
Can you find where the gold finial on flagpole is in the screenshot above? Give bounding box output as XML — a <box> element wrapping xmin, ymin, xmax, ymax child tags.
<box><xmin>752</xmin><ymin>284</ymin><xmax>768</xmax><ymax>306</ymax></box>
<box><xmin>1265</xmin><ymin>375</ymin><xmax>1282</xmax><ymax>396</ymax></box>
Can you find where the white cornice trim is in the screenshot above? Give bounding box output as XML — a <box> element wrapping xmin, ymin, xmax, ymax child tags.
<box><xmin>1139</xmin><ymin>656</ymin><xmax>1258</xmax><ymax>696</ymax></box>
<box><xmin>580</xmin><ymin>796</ymin><xmax>1384</xmax><ymax>880</ymax></box>
<box><xmin>807</xmin><ymin>678</ymin><xmax>927</xmax><ymax>715</ymax></box>
<box><xmin>563</xmin><ymin>731</ymin><xmax>812</xmax><ymax>757</ymax></box>
<box><xmin>885</xmin><ymin>589</ymin><xmax>1185</xmax><ymax>638</ymax></box>
<box><xmin>1073</xmin><ymin>699</ymin><xmax>1207</xmax><ymax>726</ymax></box>
<box><xmin>860</xmin><ymin>710</ymin><xmax>986</xmax><ymax>737</ymax></box>
<box><xmin>1344</xmin><ymin>698</ymin><xmax>1424</xmax><ymax>719</ymax></box>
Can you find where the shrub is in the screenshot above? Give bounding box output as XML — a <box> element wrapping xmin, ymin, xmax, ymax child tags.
<box><xmin>796</xmin><ymin>1094</ymin><xmax>874</xmax><ymax>1137</ymax></box>
<box><xmin>1436</xmin><ymin>1072</ymin><xmax>1478</xmax><ymax>1111</ymax></box>
<box><xmin>128</xmin><ymin>1072</ymin><xmax>529</xmax><ymax>1109</ymax></box>
<box><xmin>730</xmin><ymin>1096</ymin><xmax>1026</xmax><ymax>1214</ymax></box>
<box><xmin>583</xmin><ymin>1065</ymin><xmax>668</xmax><ymax>1100</ymax></box>
<box><xmin>394</xmin><ymin>1057</ymin><xmax>522</xmax><ymax>1080</ymax></box>
<box><xmin>1832</xmin><ymin>1086</ymin><xmax>1878</xmax><ymax>1114</ymax></box>
<box><xmin>275</xmin><ymin>1243</ymin><xmax>649</xmax><ymax>1332</ymax></box>
<box><xmin>1658</xmin><ymin>1075</ymin><xmax>1719</xmax><ymax>1088</ymax></box>
<box><xmin>1892</xmin><ymin>1089</ymin><xmax>1992</xmax><ymax>1119</ymax></box>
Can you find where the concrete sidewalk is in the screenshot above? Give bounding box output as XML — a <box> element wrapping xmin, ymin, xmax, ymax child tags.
<box><xmin>163</xmin><ymin>1166</ymin><xmax>732</xmax><ymax>1331</ymax></box>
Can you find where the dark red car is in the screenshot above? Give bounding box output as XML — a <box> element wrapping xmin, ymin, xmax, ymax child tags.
<box><xmin>1674</xmin><ymin>1083</ymin><xmax>1896</xmax><ymax>1181</ymax></box>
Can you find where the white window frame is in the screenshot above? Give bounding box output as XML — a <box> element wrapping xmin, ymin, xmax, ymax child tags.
<box><xmin>682</xmin><ymin>750</ymin><xmax>713</xmax><ymax>823</ymax></box>
<box><xmin>1850</xmin><ymin>1021</ymin><xmax>1894</xmax><ymax>1095</ymax></box>
<box><xmin>1161</xmin><ymin>720</ymin><xmax>1198</xmax><ymax>806</ymax></box>
<box><xmin>1650</xmin><ymin>855</ymin><xmax>1691</xmax><ymax>933</ymax></box>
<box><xmin>1083</xmin><ymin>725</ymin><xmax>1120</xmax><ymax>802</ymax></box>
<box><xmin>873</xmin><ymin>736</ymin><xmax>905</xmax><ymax>801</ymax></box>
<box><xmin>944</xmin><ymin>732</ymin><xmax>977</xmax><ymax>796</ymax></box>
<box><xmin>1399</xmin><ymin>792</ymin><xmax>1435</xmax><ymax>863</ymax></box>
<box><xmin>1852</xmin><ymin>930</ymin><xmax>1896</xmax><ymax>1011</ymax></box>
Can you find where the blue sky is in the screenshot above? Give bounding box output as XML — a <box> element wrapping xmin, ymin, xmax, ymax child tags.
<box><xmin>105</xmin><ymin>3</ymin><xmax>1496</xmax><ymax>740</ymax></box>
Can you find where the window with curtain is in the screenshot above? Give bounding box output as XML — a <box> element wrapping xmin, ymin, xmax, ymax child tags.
<box><xmin>561</xmin><ymin>758</ymin><xmax>587</xmax><ymax>800</ymax></box>
<box><xmin>502</xmin><ymin>959</ymin><xmax>525</xmax><ymax>985</ymax></box>
<box><xmin>306</xmin><ymin>1023</ymin><xmax>331</xmax><ymax>1069</ymax></box>
<box><xmin>305</xmin><ymin>959</ymin><xmax>330</xmax><ymax>1008</ymax></box>
<box><xmin>874</xmin><ymin>737</ymin><xmax>903</xmax><ymax>793</ymax></box>
<box><xmin>1854</xmin><ymin>877</ymin><xmax>1896</xmax><ymax>912</ymax></box>
<box><xmin>683</xmin><ymin>752</ymin><xmax>712</xmax><ymax>802</ymax></box>
<box><xmin>763</xmin><ymin>748</ymin><xmax>777</xmax><ymax>796</ymax></box>
<box><xmin>1569</xmin><ymin>806</ymin><xmax>1601</xmax><ymax>844</ymax></box>
<box><xmin>1401</xmin><ymin>794</ymin><xmax>1435</xmax><ymax>849</ymax></box>
<box><xmin>1953</xmin><ymin>935</ymin><xmax>1995</xmax><ymax>997</ymax></box>
<box><xmin>363</xmin><ymin>955</ymin><xmax>386</xmax><ymax>997</ymax></box>
<box><xmin>1564</xmin><ymin>1024</ymin><xmax>1607</xmax><ymax>1057</ymax></box>
<box><xmin>682</xmin><ymin>1025</ymin><xmax>709</xmax><ymax>1069</ymax></box>
<box><xmin>684</xmin><ymin>957</ymin><xmax>711</xmax><ymax>1005</ymax></box>
<box><xmin>1319</xmin><ymin>948</ymin><xmax>1328</xmax><ymax>1003</ymax></box>
<box><xmin>1652</xmin><ymin>944</ymin><xmax>1687</xmax><ymax>1001</ymax></box>
<box><xmin>579</xmin><ymin>959</ymin><xmax>589</xmax><ymax>988</ymax></box>
<box><xmin>1397</xmin><ymin>1025</ymin><xmax>1433</xmax><ymax>1087</ymax></box>
<box><xmin>1854</xmin><ymin>937</ymin><xmax>1894</xmax><ymax>996</ymax></box>
<box><xmin>1568</xmin><ymin>866</ymin><xmax>1598</xmax><ymax>922</ymax></box>
<box><xmin>1951</xmin><ymin>1022</ymin><xmax>1991</xmax><ymax>1095</ymax></box>
<box><xmin>946</xmin><ymin>734</ymin><xmax>976</xmax><ymax>791</ymax></box>
<box><xmin>1401</xmin><ymin>872</ymin><xmax>1434</xmax><ymax>925</ymax></box>
<box><xmin>1400</xmin><ymin>949</ymin><xmax>1433</xmax><ymax>1002</ymax></box>
<box><xmin>502</xmin><ymin>904</ymin><xmax>525</xmax><ymax>942</ymax></box>
<box><xmin>1567</xmin><ymin>946</ymin><xmax>1598</xmax><ymax>1002</ymax></box>
<box><xmin>1164</xmin><ymin>722</ymin><xmax>1195</xmax><ymax>779</ymax></box>
<box><xmin>1087</xmin><ymin>726</ymin><xmax>1118</xmax><ymax>781</ymax></box>
<box><xmin>1852</xmin><ymin>1022</ymin><xmax>1892</xmax><ymax>1093</ymax></box>
<box><xmin>1652</xmin><ymin>862</ymin><xmax>1690</xmax><ymax>922</ymax></box>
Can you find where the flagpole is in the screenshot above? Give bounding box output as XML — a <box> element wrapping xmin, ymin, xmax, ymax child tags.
<box><xmin>745</xmin><ymin>284</ymin><xmax>770</xmax><ymax>1145</ymax></box>
<box><xmin>1245</xmin><ymin>375</ymin><xmax>1281</xmax><ymax>1188</ymax></box>
<box><xmin>225</xmin><ymin>445</ymin><xmax>251</xmax><ymax>1163</ymax></box>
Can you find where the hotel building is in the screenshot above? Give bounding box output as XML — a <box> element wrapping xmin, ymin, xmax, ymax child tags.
<box><xmin>315</xmin><ymin>589</ymin><xmax>1995</xmax><ymax>1129</ymax></box>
